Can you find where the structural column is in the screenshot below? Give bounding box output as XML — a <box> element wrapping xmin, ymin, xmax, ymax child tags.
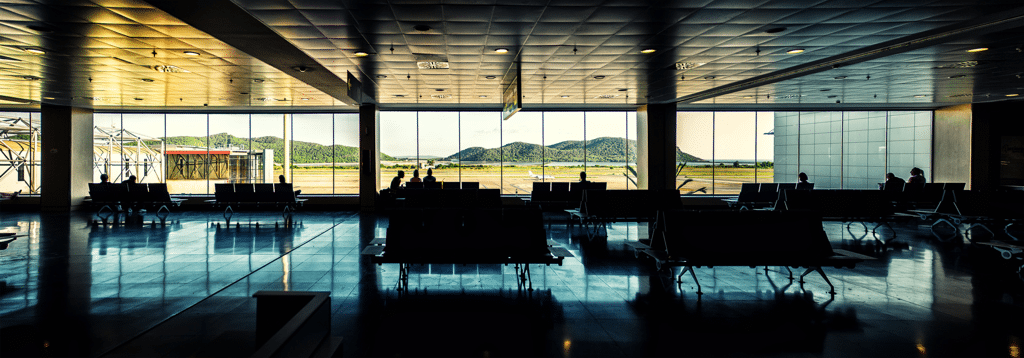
<box><xmin>359</xmin><ymin>104</ymin><xmax>380</xmax><ymax>210</ymax></box>
<box><xmin>40</xmin><ymin>104</ymin><xmax>94</xmax><ymax>211</ymax></box>
<box><xmin>636</xmin><ymin>103</ymin><xmax>677</xmax><ymax>190</ymax></box>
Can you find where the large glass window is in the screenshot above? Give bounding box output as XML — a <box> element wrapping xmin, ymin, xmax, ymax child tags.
<box><xmin>0</xmin><ymin>112</ymin><xmax>40</xmax><ymax>194</ymax></box>
<box><xmin>773</xmin><ymin>110</ymin><xmax>932</xmax><ymax>189</ymax></box>
<box><xmin>459</xmin><ymin>112</ymin><xmax>501</xmax><ymax>189</ymax></box>
<box><xmin>677</xmin><ymin>112</ymin><xmax>776</xmax><ymax>194</ymax></box>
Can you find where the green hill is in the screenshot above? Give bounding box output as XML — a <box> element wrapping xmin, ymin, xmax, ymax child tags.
<box><xmin>161</xmin><ymin>133</ymin><xmax>395</xmax><ymax>164</ymax></box>
<box><xmin>444</xmin><ymin>137</ymin><xmax>705</xmax><ymax>163</ymax></box>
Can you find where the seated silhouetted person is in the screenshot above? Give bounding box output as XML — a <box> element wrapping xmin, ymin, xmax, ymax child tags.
<box><xmin>880</xmin><ymin>173</ymin><xmax>905</xmax><ymax>191</ymax></box>
<box><xmin>390</xmin><ymin>170</ymin><xmax>405</xmax><ymax>190</ymax></box>
<box><xmin>279</xmin><ymin>174</ymin><xmax>301</xmax><ymax>196</ymax></box>
<box><xmin>99</xmin><ymin>173</ymin><xmax>111</xmax><ymax>184</ymax></box>
<box><xmin>423</xmin><ymin>168</ymin><xmax>437</xmax><ymax>183</ymax></box>
<box><xmin>122</xmin><ymin>175</ymin><xmax>137</xmax><ymax>185</ymax></box>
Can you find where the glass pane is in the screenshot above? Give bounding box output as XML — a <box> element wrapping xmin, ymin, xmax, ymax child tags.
<box><xmin>250</xmin><ymin>114</ymin><xmax>286</xmax><ymax>185</ymax></box>
<box><xmin>120</xmin><ymin>114</ymin><xmax>166</xmax><ymax>185</ymax></box>
<box><xmin>543</xmin><ymin>111</ymin><xmax>585</xmax><ymax>189</ymax></box>
<box><xmin>418</xmin><ymin>112</ymin><xmax>460</xmax><ymax>186</ymax></box>
<box><xmin>755</xmin><ymin>112</ymin><xmax>774</xmax><ymax>183</ymax></box>
<box><xmin>712</xmin><ymin>112</ymin><xmax>757</xmax><ymax>195</ymax></box>
<box><xmin>460</xmin><ymin>112</ymin><xmax>501</xmax><ymax>190</ymax></box>
<box><xmin>0</xmin><ymin>112</ymin><xmax>40</xmax><ymax>194</ymax></box>
<box><xmin>380</xmin><ymin>112</ymin><xmax>417</xmax><ymax>190</ymax></box>
<box><xmin>626</xmin><ymin>112</ymin><xmax>638</xmax><ymax>190</ymax></box>
<box><xmin>677</xmin><ymin>112</ymin><xmax>713</xmax><ymax>194</ymax></box>
<box><xmin>165</xmin><ymin>114</ymin><xmax>209</xmax><ymax>194</ymax></box>
<box><xmin>585</xmin><ymin>112</ymin><xmax>629</xmax><ymax>190</ymax></box>
<box><xmin>291</xmin><ymin>113</ymin><xmax>334</xmax><ymax>194</ymax></box>
<box><xmin>333</xmin><ymin>113</ymin><xmax>360</xmax><ymax>194</ymax></box>
<box><xmin>501</xmin><ymin>111</ymin><xmax>542</xmax><ymax>195</ymax></box>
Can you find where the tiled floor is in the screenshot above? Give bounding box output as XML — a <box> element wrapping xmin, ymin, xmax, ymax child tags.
<box><xmin>1</xmin><ymin>210</ymin><xmax>1022</xmax><ymax>357</ymax></box>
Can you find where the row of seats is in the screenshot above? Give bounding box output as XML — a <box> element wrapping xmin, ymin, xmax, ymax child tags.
<box><xmin>213</xmin><ymin>183</ymin><xmax>300</xmax><ymax>203</ymax></box>
<box><xmin>89</xmin><ymin>183</ymin><xmax>177</xmax><ymax>204</ymax></box>
<box><xmin>383</xmin><ymin>208</ymin><xmax>549</xmax><ymax>261</ymax></box>
<box><xmin>383</xmin><ymin>188</ymin><xmax>502</xmax><ymax>209</ymax></box>
<box><xmin>531</xmin><ymin>182</ymin><xmax>607</xmax><ymax>206</ymax></box>
<box><xmin>735</xmin><ymin>182</ymin><xmax>814</xmax><ymax>204</ymax></box>
<box><xmin>405</xmin><ymin>181</ymin><xmax>479</xmax><ymax>189</ymax></box>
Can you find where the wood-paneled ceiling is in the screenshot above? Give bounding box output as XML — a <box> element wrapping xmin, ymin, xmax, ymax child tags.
<box><xmin>1</xmin><ymin>0</ymin><xmax>1023</xmax><ymax>111</ymax></box>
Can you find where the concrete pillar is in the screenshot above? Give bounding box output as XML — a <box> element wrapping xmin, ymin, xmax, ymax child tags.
<box><xmin>637</xmin><ymin>103</ymin><xmax>677</xmax><ymax>190</ymax></box>
<box><xmin>359</xmin><ymin>104</ymin><xmax>380</xmax><ymax>210</ymax></box>
<box><xmin>40</xmin><ymin>105</ymin><xmax>93</xmax><ymax>211</ymax></box>
<box><xmin>970</xmin><ymin>102</ymin><xmax>1024</xmax><ymax>189</ymax></box>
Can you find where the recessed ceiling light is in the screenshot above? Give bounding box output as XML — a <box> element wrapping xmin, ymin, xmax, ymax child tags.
<box><xmin>183</xmin><ymin>51</ymin><xmax>200</xmax><ymax>56</ymax></box>
<box><xmin>43</xmin><ymin>96</ymin><xmax>55</xmax><ymax>100</ymax></box>
<box><xmin>640</xmin><ymin>48</ymin><xmax>656</xmax><ymax>54</ymax></box>
<box><xmin>561</xmin><ymin>95</ymin><xmax>571</xmax><ymax>98</ymax></box>
<box><xmin>354</xmin><ymin>51</ymin><xmax>369</xmax><ymax>57</ymax></box>
<box><xmin>376</xmin><ymin>75</ymin><xmax>387</xmax><ymax>79</ymax></box>
<box><xmin>820</xmin><ymin>89</ymin><xmax>831</xmax><ymax>92</ymax></box>
<box><xmin>967</xmin><ymin>47</ymin><xmax>988</xmax><ymax>53</ymax></box>
<box><xmin>742</xmin><ymin>96</ymin><xmax>754</xmax><ymax>99</ymax></box>
<box><xmin>704</xmin><ymin>76</ymin><xmax>716</xmax><ymax>80</ymax></box>
<box><xmin>1007</xmin><ymin>93</ymin><xmax>1019</xmax><ymax>97</ymax></box>
<box><xmin>414</xmin><ymin>25</ymin><xmax>431</xmax><ymax>32</ymax></box>
<box><xmin>141</xmin><ymin>78</ymin><xmax>154</xmax><ymax>82</ymax></box>
<box><xmin>152</xmin><ymin>65</ymin><xmax>188</xmax><ymax>73</ymax></box>
<box><xmin>827</xmin><ymin>95</ymin><xmax>838</xmax><ymax>98</ymax></box>
<box><xmin>478</xmin><ymin>95</ymin><xmax>488</xmax><ymax>98</ymax></box>
<box><xmin>948</xmin><ymin>75</ymin><xmax>966</xmax><ymax>79</ymax></box>
<box><xmin>834</xmin><ymin>76</ymin><xmax>847</xmax><ymax>80</ymax></box>
<box><xmin>786</xmin><ymin>49</ymin><xmax>804</xmax><ymax>54</ymax></box>
<box><xmin>485</xmin><ymin>75</ymin><xmax>496</xmax><ymax>79</ymax></box>
<box><xmin>134</xmin><ymin>97</ymin><xmax>143</xmax><ymax>101</ymax></box>
<box><xmin>618</xmin><ymin>88</ymin><xmax>628</xmax><ymax>91</ymax></box>
<box><xmin>765</xmin><ymin>27</ymin><xmax>787</xmax><ymax>34</ymax></box>
<box><xmin>24</xmin><ymin>48</ymin><xmax>45</xmax><ymax>55</ymax></box>
<box><xmin>593</xmin><ymin>75</ymin><xmax>605</xmax><ymax>79</ymax></box>
<box><xmin>494</xmin><ymin>48</ymin><xmax>509</xmax><ymax>53</ymax></box>
<box><xmin>435</xmin><ymin>88</ymin><xmax>444</xmax><ymax>92</ymax></box>
<box><xmin>253</xmin><ymin>79</ymin><xmax>264</xmax><ymax>83</ymax></box>
<box><xmin>914</xmin><ymin>95</ymin><xmax>928</xmax><ymax>98</ymax></box>
<box><xmin>394</xmin><ymin>94</ymin><xmax>405</xmax><ymax>97</ymax></box>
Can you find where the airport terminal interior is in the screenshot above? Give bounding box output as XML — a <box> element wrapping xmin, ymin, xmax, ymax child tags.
<box><xmin>1</xmin><ymin>1</ymin><xmax>1024</xmax><ymax>357</ymax></box>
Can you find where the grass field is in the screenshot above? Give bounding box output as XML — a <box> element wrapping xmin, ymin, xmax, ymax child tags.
<box><xmin>165</xmin><ymin>165</ymin><xmax>774</xmax><ymax>195</ymax></box>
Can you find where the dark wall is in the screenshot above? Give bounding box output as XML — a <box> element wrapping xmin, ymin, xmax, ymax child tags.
<box><xmin>971</xmin><ymin>101</ymin><xmax>1024</xmax><ymax>188</ymax></box>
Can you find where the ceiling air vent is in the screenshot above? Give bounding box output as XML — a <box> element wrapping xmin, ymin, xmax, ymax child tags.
<box><xmin>430</xmin><ymin>94</ymin><xmax>451</xmax><ymax>99</ymax></box>
<box><xmin>774</xmin><ymin>94</ymin><xmax>805</xmax><ymax>99</ymax></box>
<box><xmin>948</xmin><ymin>93</ymin><xmax>973</xmax><ymax>98</ymax></box>
<box><xmin>416</xmin><ymin>54</ymin><xmax>449</xmax><ymax>70</ymax></box>
<box><xmin>934</xmin><ymin>61</ymin><xmax>978</xmax><ymax>69</ymax></box>
<box><xmin>594</xmin><ymin>94</ymin><xmax>618</xmax><ymax>99</ymax></box>
<box><xmin>152</xmin><ymin>65</ymin><xmax>188</xmax><ymax>73</ymax></box>
<box><xmin>675</xmin><ymin>62</ymin><xmax>706</xmax><ymax>70</ymax></box>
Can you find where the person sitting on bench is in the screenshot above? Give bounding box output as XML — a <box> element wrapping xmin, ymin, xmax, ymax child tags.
<box><xmin>798</xmin><ymin>172</ymin><xmax>810</xmax><ymax>184</ymax></box>
<box><xmin>423</xmin><ymin>168</ymin><xmax>437</xmax><ymax>183</ymax></box>
<box><xmin>579</xmin><ymin>171</ymin><xmax>590</xmax><ymax>185</ymax></box>
<box><xmin>279</xmin><ymin>175</ymin><xmax>301</xmax><ymax>196</ymax></box>
<box><xmin>879</xmin><ymin>172</ymin><xmax>905</xmax><ymax>190</ymax></box>
<box><xmin>121</xmin><ymin>175</ymin><xmax>137</xmax><ymax>185</ymax></box>
<box><xmin>99</xmin><ymin>173</ymin><xmax>111</xmax><ymax>184</ymax></box>
<box><xmin>907</xmin><ymin>167</ymin><xmax>926</xmax><ymax>184</ymax></box>
<box><xmin>409</xmin><ymin>169</ymin><xmax>422</xmax><ymax>183</ymax></box>
<box><xmin>390</xmin><ymin>170</ymin><xmax>405</xmax><ymax>190</ymax></box>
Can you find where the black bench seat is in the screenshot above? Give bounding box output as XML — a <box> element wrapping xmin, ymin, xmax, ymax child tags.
<box><xmin>361</xmin><ymin>207</ymin><xmax>573</xmax><ymax>291</ymax></box>
<box><xmin>566</xmin><ymin>189</ymin><xmax>681</xmax><ymax>240</ymax></box>
<box><xmin>626</xmin><ymin>210</ymin><xmax>873</xmax><ymax>295</ymax></box>
<box><xmin>207</xmin><ymin>183</ymin><xmax>306</xmax><ymax>226</ymax></box>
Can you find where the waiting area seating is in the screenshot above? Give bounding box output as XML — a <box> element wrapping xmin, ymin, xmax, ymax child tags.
<box><xmin>88</xmin><ymin>183</ymin><xmax>185</xmax><ymax>216</ymax></box>
<box><xmin>778</xmin><ymin>189</ymin><xmax>912</xmax><ymax>243</ymax></box>
<box><xmin>251</xmin><ymin>291</ymin><xmax>342</xmax><ymax>358</ymax></box>
<box><xmin>207</xmin><ymin>183</ymin><xmax>307</xmax><ymax>226</ymax></box>
<box><xmin>910</xmin><ymin>190</ymin><xmax>1024</xmax><ymax>241</ymax></box>
<box><xmin>379</xmin><ymin>186</ymin><xmax>500</xmax><ymax>209</ymax></box>
<box><xmin>726</xmin><ymin>182</ymin><xmax>813</xmax><ymax>210</ymax></box>
<box><xmin>530</xmin><ymin>181</ymin><xmax>607</xmax><ymax>210</ymax></box>
<box><xmin>627</xmin><ymin>210</ymin><xmax>873</xmax><ymax>294</ymax></box>
<box><xmin>567</xmin><ymin>189</ymin><xmax>681</xmax><ymax>239</ymax></box>
<box><xmin>0</xmin><ymin>232</ymin><xmax>23</xmax><ymax>250</ymax></box>
<box><xmin>361</xmin><ymin>207</ymin><xmax>573</xmax><ymax>291</ymax></box>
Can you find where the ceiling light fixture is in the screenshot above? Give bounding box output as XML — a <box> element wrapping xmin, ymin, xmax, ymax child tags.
<box><xmin>820</xmin><ymin>89</ymin><xmax>831</xmax><ymax>91</ymax></box>
<box><xmin>141</xmin><ymin>78</ymin><xmax>154</xmax><ymax>82</ymax></box>
<box><xmin>479</xmin><ymin>95</ymin><xmax>488</xmax><ymax>98</ymax></box>
<box><xmin>1007</xmin><ymin>94</ymin><xmax>1020</xmax><ymax>97</ymax></box>
<box><xmin>742</xmin><ymin>96</ymin><xmax>755</xmax><ymax>99</ymax></box>
<box><xmin>704</xmin><ymin>76</ymin><xmax>716</xmax><ymax>80</ymax></box>
<box><xmin>561</xmin><ymin>95</ymin><xmax>570</xmax><ymax>98</ymax></box>
<box><xmin>935</xmin><ymin>61</ymin><xmax>979</xmax><ymax>69</ymax></box>
<box><xmin>414</xmin><ymin>25</ymin><xmax>431</xmax><ymax>32</ymax></box>
<box><xmin>301</xmin><ymin>98</ymin><xmax>311</xmax><ymax>101</ymax></box>
<box><xmin>183</xmin><ymin>51</ymin><xmax>200</xmax><ymax>56</ymax></box>
<box><xmin>252</xmin><ymin>78</ymin><xmax>264</xmax><ymax>83</ymax></box>
<box><xmin>292</xmin><ymin>66</ymin><xmax>313</xmax><ymax>73</ymax></box>
<box><xmin>134</xmin><ymin>97</ymin><xmax>143</xmax><ymax>101</ymax></box>
<box><xmin>394</xmin><ymin>94</ymin><xmax>405</xmax><ymax>97</ymax></box>
<box><xmin>948</xmin><ymin>75</ymin><xmax>966</xmax><ymax>79</ymax></box>
<box><xmin>640</xmin><ymin>48</ymin><xmax>656</xmax><ymax>54</ymax></box>
<box><xmin>22</xmin><ymin>76</ymin><xmax>39</xmax><ymax>81</ymax></box>
<box><xmin>834</xmin><ymin>76</ymin><xmax>847</xmax><ymax>80</ymax></box>
<box><xmin>494</xmin><ymin>48</ymin><xmax>509</xmax><ymax>53</ymax></box>
<box><xmin>618</xmin><ymin>88</ymin><xmax>627</xmax><ymax>91</ymax></box>
<box><xmin>966</xmin><ymin>47</ymin><xmax>988</xmax><ymax>53</ymax></box>
<box><xmin>376</xmin><ymin>75</ymin><xmax>387</xmax><ymax>79</ymax></box>
<box><xmin>675</xmin><ymin>62</ymin><xmax>705</xmax><ymax>70</ymax></box>
<box><xmin>786</xmin><ymin>49</ymin><xmax>804</xmax><ymax>54</ymax></box>
<box><xmin>435</xmin><ymin>88</ymin><xmax>444</xmax><ymax>92</ymax></box>
<box><xmin>914</xmin><ymin>95</ymin><xmax>928</xmax><ymax>98</ymax></box>
<box><xmin>765</xmin><ymin>27</ymin><xmax>787</xmax><ymax>34</ymax></box>
<box><xmin>152</xmin><ymin>65</ymin><xmax>188</xmax><ymax>73</ymax></box>
<box><xmin>485</xmin><ymin>75</ymin><xmax>496</xmax><ymax>79</ymax></box>
<box><xmin>354</xmin><ymin>51</ymin><xmax>369</xmax><ymax>57</ymax></box>
<box><xmin>593</xmin><ymin>75</ymin><xmax>605</xmax><ymax>79</ymax></box>
<box><xmin>24</xmin><ymin>48</ymin><xmax>45</xmax><ymax>55</ymax></box>
<box><xmin>43</xmin><ymin>96</ymin><xmax>55</xmax><ymax>100</ymax></box>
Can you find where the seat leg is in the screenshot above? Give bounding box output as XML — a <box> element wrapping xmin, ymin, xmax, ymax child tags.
<box><xmin>931</xmin><ymin>218</ymin><xmax>959</xmax><ymax>242</ymax></box>
<box><xmin>1005</xmin><ymin>222</ymin><xmax>1020</xmax><ymax>241</ymax></box>
<box><xmin>800</xmin><ymin>266</ymin><xmax>836</xmax><ymax>295</ymax></box>
<box><xmin>965</xmin><ymin>223</ymin><xmax>995</xmax><ymax>242</ymax></box>
<box><xmin>677</xmin><ymin>266</ymin><xmax>701</xmax><ymax>294</ymax></box>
